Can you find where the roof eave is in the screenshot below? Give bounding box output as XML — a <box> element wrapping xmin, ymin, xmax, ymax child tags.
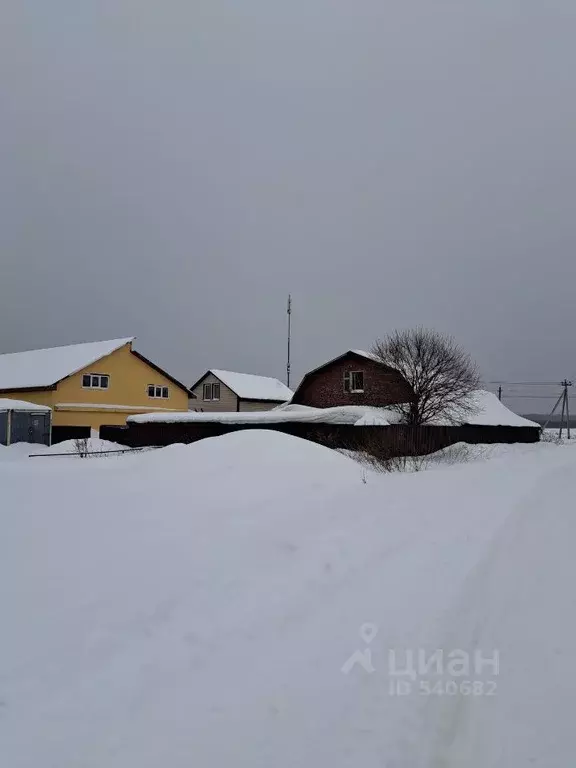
<box><xmin>0</xmin><ymin>384</ymin><xmax>57</xmax><ymax>394</ymax></box>
<box><xmin>130</xmin><ymin>350</ymin><xmax>195</xmax><ymax>397</ymax></box>
<box><xmin>49</xmin><ymin>337</ymin><xmax>136</xmax><ymax>388</ymax></box>
<box><xmin>190</xmin><ymin>369</ymin><xmax>291</xmax><ymax>401</ymax></box>
<box><xmin>189</xmin><ymin>369</ymin><xmax>215</xmax><ymax>394</ymax></box>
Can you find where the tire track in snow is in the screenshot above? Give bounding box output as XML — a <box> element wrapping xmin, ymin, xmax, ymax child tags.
<box><xmin>413</xmin><ymin>453</ymin><xmax>576</xmax><ymax>768</ymax></box>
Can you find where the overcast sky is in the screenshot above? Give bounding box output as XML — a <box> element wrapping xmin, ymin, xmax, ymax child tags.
<box><xmin>1</xmin><ymin>1</ymin><xmax>575</xmax><ymax>409</ymax></box>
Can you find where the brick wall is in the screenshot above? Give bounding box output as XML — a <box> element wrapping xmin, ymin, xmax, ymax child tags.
<box><xmin>292</xmin><ymin>353</ymin><xmax>414</xmax><ymax>408</ymax></box>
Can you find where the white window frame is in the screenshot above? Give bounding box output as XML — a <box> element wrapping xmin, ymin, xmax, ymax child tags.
<box><xmin>147</xmin><ymin>384</ymin><xmax>170</xmax><ymax>399</ymax></box>
<box><xmin>203</xmin><ymin>382</ymin><xmax>221</xmax><ymax>401</ymax></box>
<box><xmin>343</xmin><ymin>370</ymin><xmax>365</xmax><ymax>394</ymax></box>
<box><xmin>82</xmin><ymin>373</ymin><xmax>110</xmax><ymax>390</ymax></box>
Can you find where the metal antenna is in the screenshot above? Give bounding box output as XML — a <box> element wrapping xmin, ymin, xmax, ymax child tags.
<box><xmin>286</xmin><ymin>294</ymin><xmax>292</xmax><ymax>388</ymax></box>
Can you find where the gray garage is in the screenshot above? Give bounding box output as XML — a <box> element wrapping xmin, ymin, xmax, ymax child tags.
<box><xmin>0</xmin><ymin>399</ymin><xmax>52</xmax><ymax>447</ymax></box>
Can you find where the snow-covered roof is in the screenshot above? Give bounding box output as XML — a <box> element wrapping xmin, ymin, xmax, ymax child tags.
<box><xmin>350</xmin><ymin>349</ymin><xmax>380</xmax><ymax>362</ymax></box>
<box><xmin>0</xmin><ymin>398</ymin><xmax>51</xmax><ymax>412</ymax></box>
<box><xmin>0</xmin><ymin>338</ymin><xmax>134</xmax><ymax>391</ymax></box>
<box><xmin>456</xmin><ymin>390</ymin><xmax>540</xmax><ymax>428</ymax></box>
<box><xmin>208</xmin><ymin>370</ymin><xmax>293</xmax><ymax>402</ymax></box>
<box><xmin>429</xmin><ymin>390</ymin><xmax>539</xmax><ymax>428</ymax></box>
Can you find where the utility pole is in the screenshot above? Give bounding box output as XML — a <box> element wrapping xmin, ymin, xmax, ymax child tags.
<box><xmin>559</xmin><ymin>379</ymin><xmax>572</xmax><ymax>440</ymax></box>
<box><xmin>566</xmin><ymin>381</ymin><xmax>571</xmax><ymax>440</ymax></box>
<box><xmin>286</xmin><ymin>294</ymin><xmax>292</xmax><ymax>388</ymax></box>
<box><xmin>542</xmin><ymin>379</ymin><xmax>572</xmax><ymax>439</ymax></box>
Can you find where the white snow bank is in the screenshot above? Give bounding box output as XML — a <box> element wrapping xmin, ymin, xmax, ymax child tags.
<box><xmin>0</xmin><ymin>337</ymin><xmax>133</xmax><ymax>390</ymax></box>
<box><xmin>353</xmin><ymin>411</ymin><xmax>390</xmax><ymax>426</ymax></box>
<box><xmin>0</xmin><ymin>398</ymin><xmax>51</xmax><ymax>412</ymax></box>
<box><xmin>207</xmin><ymin>369</ymin><xmax>293</xmax><ymax>401</ymax></box>
<box><xmin>43</xmin><ymin>437</ymin><xmax>127</xmax><ymax>454</ymax></box>
<box><xmin>172</xmin><ymin>429</ymin><xmax>358</xmax><ymax>472</ymax></box>
<box><xmin>0</xmin><ymin>443</ymin><xmax>42</xmax><ymax>461</ymax></box>
<box><xmin>1</xmin><ymin>431</ymin><xmax>575</xmax><ymax>766</ymax></box>
<box><xmin>0</xmin><ymin>438</ymin><xmax>127</xmax><ymax>460</ymax></box>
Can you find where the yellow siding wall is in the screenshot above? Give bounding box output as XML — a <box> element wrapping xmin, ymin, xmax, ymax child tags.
<box><xmin>51</xmin><ymin>409</ymin><xmax>134</xmax><ymax>430</ymax></box>
<box><xmin>0</xmin><ymin>343</ymin><xmax>190</xmax><ymax>432</ymax></box>
<box><xmin>52</xmin><ymin>343</ymin><xmax>190</xmax><ymax>429</ymax></box>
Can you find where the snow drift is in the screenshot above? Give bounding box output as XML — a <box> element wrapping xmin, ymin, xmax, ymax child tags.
<box><xmin>0</xmin><ymin>430</ymin><xmax>574</xmax><ymax>767</ymax></box>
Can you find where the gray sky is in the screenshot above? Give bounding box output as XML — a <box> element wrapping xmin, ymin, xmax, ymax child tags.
<box><xmin>1</xmin><ymin>1</ymin><xmax>576</xmax><ymax>410</ymax></box>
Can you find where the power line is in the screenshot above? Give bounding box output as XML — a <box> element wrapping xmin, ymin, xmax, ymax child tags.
<box><xmin>498</xmin><ymin>394</ymin><xmax>576</xmax><ymax>399</ymax></box>
<box><xmin>486</xmin><ymin>381</ymin><xmax>561</xmax><ymax>386</ymax></box>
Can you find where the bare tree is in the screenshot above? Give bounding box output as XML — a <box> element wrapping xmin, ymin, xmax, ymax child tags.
<box><xmin>371</xmin><ymin>328</ymin><xmax>480</xmax><ymax>425</ymax></box>
<box><xmin>73</xmin><ymin>437</ymin><xmax>90</xmax><ymax>458</ymax></box>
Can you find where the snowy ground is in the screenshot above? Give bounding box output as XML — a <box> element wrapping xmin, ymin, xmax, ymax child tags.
<box><xmin>0</xmin><ymin>438</ymin><xmax>128</xmax><ymax>461</ymax></box>
<box><xmin>1</xmin><ymin>431</ymin><xmax>575</xmax><ymax>767</ymax></box>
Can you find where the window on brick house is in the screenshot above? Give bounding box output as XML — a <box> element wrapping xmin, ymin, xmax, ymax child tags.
<box><xmin>343</xmin><ymin>370</ymin><xmax>364</xmax><ymax>393</ymax></box>
<box><xmin>203</xmin><ymin>382</ymin><xmax>221</xmax><ymax>401</ymax></box>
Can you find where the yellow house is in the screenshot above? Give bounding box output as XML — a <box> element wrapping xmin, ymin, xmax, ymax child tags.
<box><xmin>0</xmin><ymin>337</ymin><xmax>192</xmax><ymax>441</ymax></box>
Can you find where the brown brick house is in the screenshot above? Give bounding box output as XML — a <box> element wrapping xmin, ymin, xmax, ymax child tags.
<box><xmin>291</xmin><ymin>350</ymin><xmax>414</xmax><ymax>408</ymax></box>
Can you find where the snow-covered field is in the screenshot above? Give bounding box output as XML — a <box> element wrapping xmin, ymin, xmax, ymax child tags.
<box><xmin>1</xmin><ymin>431</ymin><xmax>575</xmax><ymax>767</ymax></box>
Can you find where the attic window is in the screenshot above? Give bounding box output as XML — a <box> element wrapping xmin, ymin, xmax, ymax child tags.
<box><xmin>148</xmin><ymin>385</ymin><xmax>169</xmax><ymax>399</ymax></box>
<box><xmin>343</xmin><ymin>370</ymin><xmax>364</xmax><ymax>393</ymax></box>
<box><xmin>82</xmin><ymin>374</ymin><xmax>109</xmax><ymax>389</ymax></box>
<box><xmin>203</xmin><ymin>382</ymin><xmax>220</xmax><ymax>401</ymax></box>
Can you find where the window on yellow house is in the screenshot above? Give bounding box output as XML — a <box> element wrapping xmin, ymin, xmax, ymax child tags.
<box><xmin>148</xmin><ymin>385</ymin><xmax>169</xmax><ymax>399</ymax></box>
<box><xmin>82</xmin><ymin>374</ymin><xmax>109</xmax><ymax>389</ymax></box>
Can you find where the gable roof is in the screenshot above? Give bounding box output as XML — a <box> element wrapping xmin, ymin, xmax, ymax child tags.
<box><xmin>349</xmin><ymin>349</ymin><xmax>381</xmax><ymax>362</ymax></box>
<box><xmin>0</xmin><ymin>338</ymin><xmax>134</xmax><ymax>391</ymax></box>
<box><xmin>0</xmin><ymin>338</ymin><xmax>193</xmax><ymax>397</ymax></box>
<box><xmin>130</xmin><ymin>350</ymin><xmax>194</xmax><ymax>397</ymax></box>
<box><xmin>191</xmin><ymin>369</ymin><xmax>293</xmax><ymax>402</ymax></box>
<box><xmin>291</xmin><ymin>349</ymin><xmax>402</xmax><ymax>399</ymax></box>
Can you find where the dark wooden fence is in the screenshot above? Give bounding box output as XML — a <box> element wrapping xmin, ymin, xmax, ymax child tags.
<box><xmin>51</xmin><ymin>425</ymin><xmax>91</xmax><ymax>444</ymax></box>
<box><xmin>101</xmin><ymin>420</ymin><xmax>540</xmax><ymax>456</ymax></box>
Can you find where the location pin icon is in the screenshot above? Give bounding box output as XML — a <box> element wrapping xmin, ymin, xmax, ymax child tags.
<box><xmin>359</xmin><ymin>623</ymin><xmax>378</xmax><ymax>645</ymax></box>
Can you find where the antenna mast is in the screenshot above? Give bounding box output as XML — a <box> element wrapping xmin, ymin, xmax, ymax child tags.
<box><xmin>286</xmin><ymin>294</ymin><xmax>292</xmax><ymax>388</ymax></box>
